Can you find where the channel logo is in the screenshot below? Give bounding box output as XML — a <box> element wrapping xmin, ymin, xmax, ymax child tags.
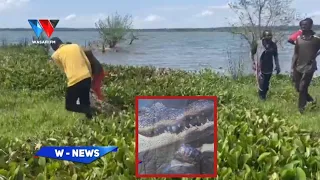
<box><xmin>28</xmin><ymin>19</ymin><xmax>59</xmax><ymax>38</ymax></box>
<box><xmin>28</xmin><ymin>19</ymin><xmax>59</xmax><ymax>44</ymax></box>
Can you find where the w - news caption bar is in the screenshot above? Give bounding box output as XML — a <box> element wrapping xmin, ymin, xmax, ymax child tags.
<box><xmin>34</xmin><ymin>146</ymin><xmax>118</xmax><ymax>164</ymax></box>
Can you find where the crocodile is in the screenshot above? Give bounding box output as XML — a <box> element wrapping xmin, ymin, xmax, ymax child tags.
<box><xmin>89</xmin><ymin>90</ymin><xmax>120</xmax><ymax>115</ymax></box>
<box><xmin>138</xmin><ymin>99</ymin><xmax>215</xmax><ymax>175</ymax></box>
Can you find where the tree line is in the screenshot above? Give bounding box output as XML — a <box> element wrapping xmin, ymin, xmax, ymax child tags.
<box><xmin>93</xmin><ymin>0</ymin><xmax>308</xmax><ymax>52</ymax></box>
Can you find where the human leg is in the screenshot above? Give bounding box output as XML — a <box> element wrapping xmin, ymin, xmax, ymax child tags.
<box><xmin>78</xmin><ymin>78</ymin><xmax>93</xmax><ymax>119</ymax></box>
<box><xmin>258</xmin><ymin>73</ymin><xmax>272</xmax><ymax>100</ymax></box>
<box><xmin>65</xmin><ymin>84</ymin><xmax>82</xmax><ymax>113</ymax></box>
<box><xmin>92</xmin><ymin>71</ymin><xmax>105</xmax><ymax>101</ymax></box>
<box><xmin>65</xmin><ymin>78</ymin><xmax>93</xmax><ymax>119</ymax></box>
<box><xmin>293</xmin><ymin>70</ymin><xmax>314</xmax><ymax>102</ymax></box>
<box><xmin>293</xmin><ymin>70</ymin><xmax>302</xmax><ymax>93</ymax></box>
<box><xmin>298</xmin><ymin>71</ymin><xmax>314</xmax><ymax>113</ymax></box>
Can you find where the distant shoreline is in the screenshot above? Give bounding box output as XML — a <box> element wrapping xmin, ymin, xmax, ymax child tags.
<box><xmin>1</xmin><ymin>25</ymin><xmax>320</xmax><ymax>32</ymax></box>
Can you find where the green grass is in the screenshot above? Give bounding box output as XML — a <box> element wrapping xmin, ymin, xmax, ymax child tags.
<box><xmin>0</xmin><ymin>89</ymin><xmax>83</xmax><ymax>139</ymax></box>
<box><xmin>233</xmin><ymin>77</ymin><xmax>320</xmax><ymax>132</ymax></box>
<box><xmin>3</xmin><ymin>75</ymin><xmax>320</xmax><ymax>139</ymax></box>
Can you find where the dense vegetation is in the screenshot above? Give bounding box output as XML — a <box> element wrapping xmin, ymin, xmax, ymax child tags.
<box><xmin>1</xmin><ymin>45</ymin><xmax>320</xmax><ymax>179</ymax></box>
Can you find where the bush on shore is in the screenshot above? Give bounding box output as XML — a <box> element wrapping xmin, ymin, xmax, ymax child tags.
<box><xmin>0</xmin><ymin>46</ymin><xmax>320</xmax><ymax>179</ymax></box>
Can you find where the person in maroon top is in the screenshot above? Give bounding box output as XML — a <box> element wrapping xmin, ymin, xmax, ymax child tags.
<box><xmin>291</xmin><ymin>18</ymin><xmax>320</xmax><ymax>113</ymax></box>
<box><xmin>66</xmin><ymin>42</ymin><xmax>106</xmax><ymax>101</ymax></box>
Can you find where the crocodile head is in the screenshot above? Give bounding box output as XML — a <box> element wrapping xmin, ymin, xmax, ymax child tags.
<box><xmin>138</xmin><ymin>100</ymin><xmax>214</xmax><ymax>137</ymax></box>
<box><xmin>138</xmin><ymin>99</ymin><xmax>215</xmax><ymax>175</ymax></box>
<box><xmin>138</xmin><ymin>117</ymin><xmax>214</xmax><ymax>174</ymax></box>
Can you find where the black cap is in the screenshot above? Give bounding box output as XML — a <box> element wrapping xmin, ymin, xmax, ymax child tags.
<box><xmin>304</xmin><ymin>18</ymin><xmax>313</xmax><ymax>25</ymax></box>
<box><xmin>50</xmin><ymin>37</ymin><xmax>63</xmax><ymax>51</ymax></box>
<box><xmin>262</xmin><ymin>30</ymin><xmax>273</xmax><ymax>39</ymax></box>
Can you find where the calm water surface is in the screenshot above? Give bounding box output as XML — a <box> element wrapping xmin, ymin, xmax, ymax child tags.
<box><xmin>1</xmin><ymin>30</ymin><xmax>318</xmax><ymax>75</ymax></box>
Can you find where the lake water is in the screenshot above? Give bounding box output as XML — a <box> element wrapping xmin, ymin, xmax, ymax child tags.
<box><xmin>1</xmin><ymin>30</ymin><xmax>317</xmax><ymax>75</ymax></box>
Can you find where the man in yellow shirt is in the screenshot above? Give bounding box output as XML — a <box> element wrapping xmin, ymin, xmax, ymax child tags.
<box><xmin>50</xmin><ymin>37</ymin><xmax>93</xmax><ymax>119</ymax></box>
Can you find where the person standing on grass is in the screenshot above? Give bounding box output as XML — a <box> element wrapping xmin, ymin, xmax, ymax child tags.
<box><xmin>66</xmin><ymin>42</ymin><xmax>106</xmax><ymax>101</ymax></box>
<box><xmin>291</xmin><ymin>18</ymin><xmax>320</xmax><ymax>114</ymax></box>
<box><xmin>251</xmin><ymin>30</ymin><xmax>281</xmax><ymax>100</ymax></box>
<box><xmin>50</xmin><ymin>37</ymin><xmax>93</xmax><ymax>120</ymax></box>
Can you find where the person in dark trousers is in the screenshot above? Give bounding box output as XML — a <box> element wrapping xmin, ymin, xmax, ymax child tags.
<box><xmin>291</xmin><ymin>18</ymin><xmax>320</xmax><ymax>113</ymax></box>
<box><xmin>66</xmin><ymin>42</ymin><xmax>106</xmax><ymax>101</ymax></box>
<box><xmin>50</xmin><ymin>37</ymin><xmax>93</xmax><ymax>119</ymax></box>
<box><xmin>251</xmin><ymin>30</ymin><xmax>281</xmax><ymax>100</ymax></box>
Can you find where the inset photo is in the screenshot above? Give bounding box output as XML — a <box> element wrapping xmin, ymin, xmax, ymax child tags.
<box><xmin>135</xmin><ymin>96</ymin><xmax>217</xmax><ymax>178</ymax></box>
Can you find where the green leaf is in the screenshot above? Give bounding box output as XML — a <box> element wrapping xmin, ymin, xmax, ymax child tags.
<box><xmin>38</xmin><ymin>157</ymin><xmax>46</xmax><ymax>167</ymax></box>
<box><xmin>283</xmin><ymin>160</ymin><xmax>302</xmax><ymax>169</ymax></box>
<box><xmin>305</xmin><ymin>146</ymin><xmax>311</xmax><ymax>158</ymax></box>
<box><xmin>280</xmin><ymin>168</ymin><xmax>296</xmax><ymax>180</ymax></box>
<box><xmin>264</xmin><ymin>162</ymin><xmax>272</xmax><ymax>172</ymax></box>
<box><xmin>257</xmin><ymin>152</ymin><xmax>271</xmax><ymax>164</ymax></box>
<box><xmin>123</xmin><ymin>158</ymin><xmax>135</xmax><ymax>174</ymax></box>
<box><xmin>271</xmin><ymin>155</ymin><xmax>279</xmax><ymax>165</ymax></box>
<box><xmin>240</xmin><ymin>154</ymin><xmax>252</xmax><ymax>168</ymax></box>
<box><xmin>243</xmin><ymin>164</ymin><xmax>251</xmax><ymax>180</ymax></box>
<box><xmin>0</xmin><ymin>169</ymin><xmax>8</xmax><ymax>176</ymax></box>
<box><xmin>295</xmin><ymin>167</ymin><xmax>306</xmax><ymax>180</ymax></box>
<box><xmin>270</xmin><ymin>172</ymin><xmax>280</xmax><ymax>180</ymax></box>
<box><xmin>13</xmin><ymin>165</ymin><xmax>24</xmax><ymax>180</ymax></box>
<box><xmin>36</xmin><ymin>173</ymin><xmax>46</xmax><ymax>180</ymax></box>
<box><xmin>221</xmin><ymin>167</ymin><xmax>232</xmax><ymax>180</ymax></box>
<box><xmin>293</xmin><ymin>139</ymin><xmax>305</xmax><ymax>153</ymax></box>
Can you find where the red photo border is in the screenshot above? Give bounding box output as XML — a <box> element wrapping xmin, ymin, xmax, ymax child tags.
<box><xmin>135</xmin><ymin>96</ymin><xmax>218</xmax><ymax>178</ymax></box>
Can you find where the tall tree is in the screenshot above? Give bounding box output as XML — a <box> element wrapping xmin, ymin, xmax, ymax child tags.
<box><xmin>228</xmin><ymin>0</ymin><xmax>300</xmax><ymax>51</ymax></box>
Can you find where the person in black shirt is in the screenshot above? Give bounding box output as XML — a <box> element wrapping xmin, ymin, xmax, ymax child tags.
<box><xmin>251</xmin><ymin>30</ymin><xmax>281</xmax><ymax>100</ymax></box>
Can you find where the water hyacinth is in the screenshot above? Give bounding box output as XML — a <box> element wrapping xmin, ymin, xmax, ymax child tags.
<box><xmin>0</xmin><ymin>45</ymin><xmax>320</xmax><ymax>179</ymax></box>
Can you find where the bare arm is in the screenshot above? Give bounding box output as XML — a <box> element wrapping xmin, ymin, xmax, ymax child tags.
<box><xmin>315</xmin><ymin>35</ymin><xmax>320</xmax><ymax>57</ymax></box>
<box><xmin>288</xmin><ymin>39</ymin><xmax>295</xmax><ymax>45</ymax></box>
<box><xmin>291</xmin><ymin>44</ymin><xmax>299</xmax><ymax>70</ymax></box>
<box><xmin>274</xmin><ymin>44</ymin><xmax>280</xmax><ymax>68</ymax></box>
<box><xmin>84</xmin><ymin>55</ymin><xmax>92</xmax><ymax>76</ymax></box>
<box><xmin>274</xmin><ymin>56</ymin><xmax>280</xmax><ymax>68</ymax></box>
<box><xmin>81</xmin><ymin>48</ymin><xmax>93</xmax><ymax>76</ymax></box>
<box><xmin>51</xmin><ymin>53</ymin><xmax>64</xmax><ymax>72</ymax></box>
<box><xmin>250</xmin><ymin>41</ymin><xmax>258</xmax><ymax>62</ymax></box>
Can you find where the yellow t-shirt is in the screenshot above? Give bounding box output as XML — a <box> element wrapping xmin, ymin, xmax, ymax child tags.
<box><xmin>51</xmin><ymin>44</ymin><xmax>92</xmax><ymax>87</ymax></box>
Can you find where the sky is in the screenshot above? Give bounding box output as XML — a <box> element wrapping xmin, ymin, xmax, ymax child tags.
<box><xmin>1</xmin><ymin>0</ymin><xmax>320</xmax><ymax>28</ymax></box>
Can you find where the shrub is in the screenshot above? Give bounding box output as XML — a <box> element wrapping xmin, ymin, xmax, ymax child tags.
<box><xmin>0</xmin><ymin>46</ymin><xmax>65</xmax><ymax>97</ymax></box>
<box><xmin>95</xmin><ymin>12</ymin><xmax>133</xmax><ymax>50</ymax></box>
